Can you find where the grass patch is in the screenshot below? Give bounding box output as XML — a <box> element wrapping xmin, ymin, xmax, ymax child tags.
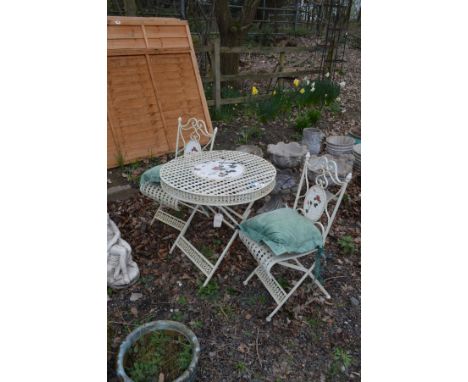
<box><xmin>327</xmin><ymin>347</ymin><xmax>353</xmax><ymax>380</ymax></box>
<box><xmin>295</xmin><ymin>108</ymin><xmax>321</xmax><ymax>132</ymax></box>
<box><xmin>235</xmin><ymin>361</ymin><xmax>247</xmax><ymax>372</ymax></box>
<box><xmin>237</xmin><ymin>126</ymin><xmax>263</xmax><ymax>145</ymax></box>
<box><xmin>197</xmin><ymin>280</ymin><xmax>220</xmax><ymax>300</ymax></box>
<box><xmin>191</xmin><ymin>320</ymin><xmax>203</xmax><ymax>329</ymax></box>
<box><xmin>338</xmin><ymin>235</ymin><xmax>356</xmax><ymax>255</ymax></box>
<box><xmin>177</xmin><ymin>296</ymin><xmax>188</xmax><ymax>306</ymax></box>
<box><xmin>200</xmin><ymin>244</ymin><xmax>216</xmax><ymax>261</ymax></box>
<box><xmin>306</xmin><ymin>317</ymin><xmax>321</xmax><ymax>340</ymax></box>
<box><xmin>277</xmin><ymin>276</ymin><xmax>291</xmax><ymax>290</ymax></box>
<box><xmin>170</xmin><ymin>311</ymin><xmax>184</xmax><ymax>322</ymax></box>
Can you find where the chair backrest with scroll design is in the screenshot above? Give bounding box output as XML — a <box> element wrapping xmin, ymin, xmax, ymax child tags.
<box><xmin>175</xmin><ymin>117</ymin><xmax>218</xmax><ymax>158</ymax></box>
<box><xmin>293</xmin><ymin>153</ymin><xmax>352</xmax><ymax>242</ymax></box>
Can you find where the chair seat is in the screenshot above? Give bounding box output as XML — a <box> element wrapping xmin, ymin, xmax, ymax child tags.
<box><xmin>239</xmin><ymin>208</ymin><xmax>323</xmax><ymax>256</ymax></box>
<box><xmin>140</xmin><ymin>182</ymin><xmax>179</xmax><ymax>210</ymax></box>
<box><xmin>239</xmin><ymin>231</ymin><xmax>275</xmax><ymax>266</ymax></box>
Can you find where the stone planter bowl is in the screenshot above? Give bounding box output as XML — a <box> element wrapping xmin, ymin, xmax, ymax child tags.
<box><xmin>117</xmin><ymin>320</ymin><xmax>201</xmax><ymax>382</ymax></box>
<box><xmin>267</xmin><ymin>142</ymin><xmax>308</xmax><ymax>168</ymax></box>
<box><xmin>235</xmin><ymin>144</ymin><xmax>264</xmax><ymax>157</ymax></box>
<box><xmin>326</xmin><ymin>135</ymin><xmax>355</xmax><ymax>156</ymax></box>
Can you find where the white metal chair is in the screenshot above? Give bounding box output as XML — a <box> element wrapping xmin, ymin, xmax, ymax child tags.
<box><xmin>140</xmin><ymin>117</ymin><xmax>217</xmax><ymax>231</ymax></box>
<box><xmin>239</xmin><ymin>153</ymin><xmax>352</xmax><ymax>321</ymax></box>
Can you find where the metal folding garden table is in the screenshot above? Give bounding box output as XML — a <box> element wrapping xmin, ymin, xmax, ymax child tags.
<box><xmin>160</xmin><ymin>150</ymin><xmax>277</xmax><ymax>286</ymax></box>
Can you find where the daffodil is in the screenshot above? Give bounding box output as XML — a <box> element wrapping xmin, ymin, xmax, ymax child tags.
<box><xmin>293</xmin><ymin>78</ymin><xmax>300</xmax><ymax>87</ymax></box>
<box><xmin>251</xmin><ymin>86</ymin><xmax>259</xmax><ymax>96</ymax></box>
<box><xmin>325</xmin><ymin>72</ymin><xmax>330</xmax><ymax>78</ymax></box>
<box><xmin>336</xmin><ymin>97</ymin><xmax>341</xmax><ymax>102</ymax></box>
<box><xmin>273</xmin><ymin>90</ymin><xmax>277</xmax><ymax>95</ymax></box>
<box><xmin>299</xmin><ymin>88</ymin><xmax>305</xmax><ymax>94</ymax></box>
<box><xmin>339</xmin><ymin>81</ymin><xmax>346</xmax><ymax>88</ymax></box>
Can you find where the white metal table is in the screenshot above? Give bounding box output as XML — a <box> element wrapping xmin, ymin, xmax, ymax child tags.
<box><xmin>160</xmin><ymin>150</ymin><xmax>277</xmax><ymax>286</ymax></box>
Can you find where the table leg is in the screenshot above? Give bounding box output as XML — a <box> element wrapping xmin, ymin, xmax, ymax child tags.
<box><xmin>202</xmin><ymin>201</ymin><xmax>255</xmax><ymax>286</ymax></box>
<box><xmin>170</xmin><ymin>204</ymin><xmax>200</xmax><ymax>254</ymax></box>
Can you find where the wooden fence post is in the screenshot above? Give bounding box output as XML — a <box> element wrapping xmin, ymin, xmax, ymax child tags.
<box><xmin>278</xmin><ymin>51</ymin><xmax>285</xmax><ymax>89</ymax></box>
<box><xmin>213</xmin><ymin>38</ymin><xmax>221</xmax><ymax>111</ymax></box>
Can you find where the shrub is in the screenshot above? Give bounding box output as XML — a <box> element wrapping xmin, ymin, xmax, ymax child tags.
<box><xmin>294</xmin><ymin>79</ymin><xmax>341</xmax><ymax>107</ymax></box>
<box><xmin>295</xmin><ymin>114</ymin><xmax>310</xmax><ymax>131</ymax></box>
<box><xmin>256</xmin><ymin>89</ymin><xmax>292</xmax><ymax>123</ymax></box>
<box><xmin>295</xmin><ymin>108</ymin><xmax>321</xmax><ymax>132</ymax></box>
<box><xmin>306</xmin><ymin>108</ymin><xmax>321</xmax><ymax>125</ymax></box>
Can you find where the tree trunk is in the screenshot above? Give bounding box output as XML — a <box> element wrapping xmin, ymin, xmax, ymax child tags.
<box><xmin>214</xmin><ymin>0</ymin><xmax>261</xmax><ymax>77</ymax></box>
<box><xmin>124</xmin><ymin>0</ymin><xmax>137</xmax><ymax>16</ymax></box>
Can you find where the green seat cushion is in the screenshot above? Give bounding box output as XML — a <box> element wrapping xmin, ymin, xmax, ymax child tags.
<box><xmin>140</xmin><ymin>165</ymin><xmax>162</xmax><ymax>187</ymax></box>
<box><xmin>239</xmin><ymin>208</ymin><xmax>323</xmax><ymax>256</ymax></box>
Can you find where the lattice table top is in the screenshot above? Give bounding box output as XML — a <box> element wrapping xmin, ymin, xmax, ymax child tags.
<box><xmin>160</xmin><ymin>150</ymin><xmax>277</xmax><ymax>206</ymax></box>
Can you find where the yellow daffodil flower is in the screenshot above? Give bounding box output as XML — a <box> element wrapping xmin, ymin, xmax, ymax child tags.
<box><xmin>251</xmin><ymin>86</ymin><xmax>259</xmax><ymax>96</ymax></box>
<box><xmin>299</xmin><ymin>88</ymin><xmax>305</xmax><ymax>94</ymax></box>
<box><xmin>293</xmin><ymin>78</ymin><xmax>300</xmax><ymax>87</ymax></box>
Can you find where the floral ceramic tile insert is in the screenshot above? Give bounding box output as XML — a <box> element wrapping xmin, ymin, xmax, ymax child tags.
<box><xmin>192</xmin><ymin>160</ymin><xmax>245</xmax><ymax>181</ymax></box>
<box><xmin>303</xmin><ymin>185</ymin><xmax>327</xmax><ymax>221</ymax></box>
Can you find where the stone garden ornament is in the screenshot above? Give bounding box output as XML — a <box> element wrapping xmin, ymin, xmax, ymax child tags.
<box><xmin>107</xmin><ymin>214</ymin><xmax>139</xmax><ymax>288</ymax></box>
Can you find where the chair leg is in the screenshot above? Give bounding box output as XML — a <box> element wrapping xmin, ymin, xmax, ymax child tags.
<box><xmin>265</xmin><ymin>267</ymin><xmax>310</xmax><ymax>322</ymax></box>
<box><xmin>243</xmin><ymin>265</ymin><xmax>260</xmax><ymax>286</ymax></box>
<box><xmin>265</xmin><ymin>262</ymin><xmax>331</xmax><ymax>321</ymax></box>
<box><xmin>310</xmin><ymin>275</ymin><xmax>331</xmax><ymax>299</ymax></box>
<box><xmin>149</xmin><ymin>205</ymin><xmax>161</xmax><ymax>227</ymax></box>
<box><xmin>293</xmin><ymin>258</ymin><xmax>331</xmax><ymax>299</ymax></box>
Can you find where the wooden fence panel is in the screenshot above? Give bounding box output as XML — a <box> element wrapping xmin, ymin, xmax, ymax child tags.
<box><xmin>107</xmin><ymin>16</ymin><xmax>212</xmax><ymax>168</ymax></box>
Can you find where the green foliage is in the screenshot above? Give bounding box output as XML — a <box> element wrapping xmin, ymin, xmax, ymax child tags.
<box><xmin>207</xmin><ymin>85</ymin><xmax>243</xmax><ymax>122</ymax></box>
<box><xmin>235</xmin><ymin>361</ymin><xmax>247</xmax><ymax>372</ymax></box>
<box><xmin>294</xmin><ymin>79</ymin><xmax>341</xmax><ymax>107</ymax></box>
<box><xmin>170</xmin><ymin>311</ymin><xmax>184</xmax><ymax>321</ymax></box>
<box><xmin>277</xmin><ymin>276</ymin><xmax>290</xmax><ymax>290</ymax></box>
<box><xmin>328</xmin><ymin>101</ymin><xmax>341</xmax><ymax>114</ymax></box>
<box><xmin>116</xmin><ymin>152</ymin><xmax>125</xmax><ymax>168</ymax></box>
<box><xmin>191</xmin><ymin>320</ymin><xmax>203</xmax><ymax>329</ymax></box>
<box><xmin>126</xmin><ymin>331</ymin><xmax>192</xmax><ymax>382</ymax></box>
<box><xmin>306</xmin><ymin>317</ymin><xmax>321</xmax><ymax>340</ymax></box>
<box><xmin>237</xmin><ymin>126</ymin><xmax>263</xmax><ymax>144</ymax></box>
<box><xmin>217</xmin><ymin>303</ymin><xmax>235</xmax><ymax>319</ymax></box>
<box><xmin>338</xmin><ymin>235</ymin><xmax>355</xmax><ymax>255</ymax></box>
<box><xmin>307</xmin><ymin>108</ymin><xmax>321</xmax><ymax>125</ymax></box>
<box><xmin>226</xmin><ymin>287</ymin><xmax>239</xmax><ymax>296</ymax></box>
<box><xmin>200</xmin><ymin>244</ymin><xmax>215</xmax><ymax>261</ymax></box>
<box><xmin>326</xmin><ymin>347</ymin><xmax>353</xmax><ymax>380</ymax></box>
<box><xmin>256</xmin><ymin>89</ymin><xmax>292</xmax><ymax>123</ymax></box>
<box><xmin>295</xmin><ymin>114</ymin><xmax>310</xmax><ymax>131</ymax></box>
<box><xmin>197</xmin><ymin>280</ymin><xmax>219</xmax><ymax>300</ymax></box>
<box><xmin>177</xmin><ymin>296</ymin><xmax>188</xmax><ymax>305</ymax></box>
<box><xmin>295</xmin><ymin>108</ymin><xmax>321</xmax><ymax>132</ymax></box>
<box><xmin>333</xmin><ymin>348</ymin><xmax>352</xmax><ymax>369</ymax></box>
<box><xmin>210</xmin><ymin>106</ymin><xmax>236</xmax><ymax>122</ymax></box>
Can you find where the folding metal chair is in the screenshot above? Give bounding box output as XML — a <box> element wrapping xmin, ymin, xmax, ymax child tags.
<box><xmin>140</xmin><ymin>117</ymin><xmax>217</xmax><ymax>231</ymax></box>
<box><xmin>239</xmin><ymin>153</ymin><xmax>352</xmax><ymax>321</ymax></box>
